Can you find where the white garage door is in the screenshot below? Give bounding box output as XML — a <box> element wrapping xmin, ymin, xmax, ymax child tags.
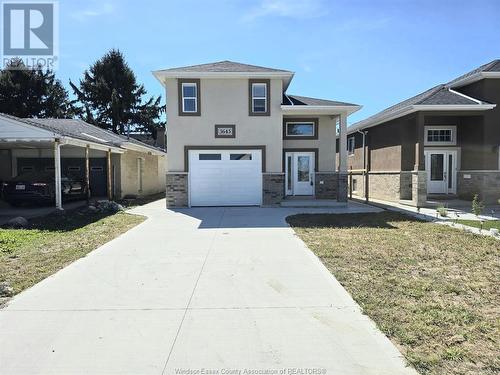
<box><xmin>189</xmin><ymin>149</ymin><xmax>262</xmax><ymax>206</ymax></box>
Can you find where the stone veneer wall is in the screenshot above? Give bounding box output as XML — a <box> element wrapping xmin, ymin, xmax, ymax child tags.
<box><xmin>400</xmin><ymin>172</ymin><xmax>413</xmax><ymax>200</ymax></box>
<box><xmin>315</xmin><ymin>172</ymin><xmax>338</xmax><ymax>199</ymax></box>
<box><xmin>314</xmin><ymin>172</ymin><xmax>347</xmax><ymax>201</ymax></box>
<box><xmin>166</xmin><ymin>173</ymin><xmax>188</xmax><ymax>208</ymax></box>
<box><xmin>262</xmin><ymin>173</ymin><xmax>284</xmax><ymax>206</ymax></box>
<box><xmin>348</xmin><ymin>172</ymin><xmax>366</xmax><ymax>199</ymax></box>
<box><xmin>367</xmin><ymin>172</ymin><xmax>401</xmax><ymax>202</ymax></box>
<box><xmin>411</xmin><ymin>171</ymin><xmax>427</xmax><ymax>207</ymax></box>
<box><xmin>457</xmin><ymin>171</ymin><xmax>500</xmax><ymax>204</ymax></box>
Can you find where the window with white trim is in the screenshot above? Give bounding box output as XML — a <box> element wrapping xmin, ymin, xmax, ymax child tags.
<box><xmin>251</xmin><ymin>82</ymin><xmax>268</xmax><ymax>114</ymax></box>
<box><xmin>182</xmin><ymin>82</ymin><xmax>198</xmax><ymax>113</ymax></box>
<box><xmin>347</xmin><ymin>137</ymin><xmax>355</xmax><ymax>155</ymax></box>
<box><xmin>424</xmin><ymin>126</ymin><xmax>456</xmax><ymax>145</ymax></box>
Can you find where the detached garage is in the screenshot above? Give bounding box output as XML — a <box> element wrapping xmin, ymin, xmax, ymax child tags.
<box><xmin>188</xmin><ymin>149</ymin><xmax>262</xmax><ymax>206</ymax></box>
<box><xmin>0</xmin><ymin>114</ymin><xmax>166</xmax><ymax>209</ymax></box>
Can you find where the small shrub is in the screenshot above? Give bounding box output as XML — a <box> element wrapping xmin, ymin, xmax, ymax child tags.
<box><xmin>437</xmin><ymin>205</ymin><xmax>448</xmax><ymax>217</ymax></box>
<box><xmin>471</xmin><ymin>194</ymin><xmax>484</xmax><ymax>216</ymax></box>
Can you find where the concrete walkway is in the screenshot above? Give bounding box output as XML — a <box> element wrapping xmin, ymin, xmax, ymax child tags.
<box><xmin>0</xmin><ymin>200</ymin><xmax>416</xmax><ymax>374</ymax></box>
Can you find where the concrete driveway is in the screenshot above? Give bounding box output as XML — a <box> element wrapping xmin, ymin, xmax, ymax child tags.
<box><xmin>0</xmin><ymin>200</ymin><xmax>416</xmax><ymax>375</ymax></box>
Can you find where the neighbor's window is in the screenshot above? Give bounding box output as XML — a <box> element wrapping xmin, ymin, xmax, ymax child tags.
<box><xmin>249</xmin><ymin>80</ymin><xmax>269</xmax><ymax>115</ymax></box>
<box><xmin>347</xmin><ymin>137</ymin><xmax>355</xmax><ymax>155</ymax></box>
<box><xmin>182</xmin><ymin>83</ymin><xmax>197</xmax><ymax>113</ymax></box>
<box><xmin>286</xmin><ymin>122</ymin><xmax>315</xmax><ymax>137</ymax></box>
<box><xmin>352</xmin><ymin>178</ymin><xmax>358</xmax><ymax>192</ymax></box>
<box><xmin>425</xmin><ymin>127</ymin><xmax>455</xmax><ymax>145</ymax></box>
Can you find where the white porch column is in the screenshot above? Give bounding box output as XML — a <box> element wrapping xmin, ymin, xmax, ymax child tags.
<box><xmin>338</xmin><ymin>113</ymin><xmax>348</xmax><ymax>173</ymax></box>
<box><xmin>54</xmin><ymin>139</ymin><xmax>63</xmax><ymax>210</ymax></box>
<box><xmin>107</xmin><ymin>148</ymin><xmax>112</xmax><ymax>201</ymax></box>
<box><xmin>85</xmin><ymin>145</ymin><xmax>90</xmax><ymax>202</ymax></box>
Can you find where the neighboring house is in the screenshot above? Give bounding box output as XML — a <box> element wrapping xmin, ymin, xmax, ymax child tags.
<box><xmin>0</xmin><ymin>114</ymin><xmax>166</xmax><ymax>209</ymax></box>
<box><xmin>153</xmin><ymin>60</ymin><xmax>360</xmax><ymax>207</ymax></box>
<box><xmin>129</xmin><ymin>127</ymin><xmax>166</xmax><ymax>151</ymax></box>
<box><xmin>344</xmin><ymin>59</ymin><xmax>500</xmax><ymax>205</ymax></box>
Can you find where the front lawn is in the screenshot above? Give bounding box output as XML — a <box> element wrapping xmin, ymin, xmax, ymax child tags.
<box><xmin>0</xmin><ymin>210</ymin><xmax>145</xmax><ymax>299</ymax></box>
<box><xmin>287</xmin><ymin>212</ymin><xmax>499</xmax><ymax>375</ymax></box>
<box><xmin>456</xmin><ymin>219</ymin><xmax>500</xmax><ymax>231</ymax></box>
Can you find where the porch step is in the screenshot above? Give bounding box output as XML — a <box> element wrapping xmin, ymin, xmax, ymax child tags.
<box><xmin>280</xmin><ymin>199</ymin><xmax>347</xmax><ymax>208</ymax></box>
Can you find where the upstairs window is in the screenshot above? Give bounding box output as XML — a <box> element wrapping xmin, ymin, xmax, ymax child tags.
<box><xmin>425</xmin><ymin>126</ymin><xmax>456</xmax><ymax>145</ymax></box>
<box><xmin>249</xmin><ymin>80</ymin><xmax>270</xmax><ymax>116</ymax></box>
<box><xmin>178</xmin><ymin>79</ymin><xmax>200</xmax><ymax>116</ymax></box>
<box><xmin>348</xmin><ymin>137</ymin><xmax>355</xmax><ymax>155</ymax></box>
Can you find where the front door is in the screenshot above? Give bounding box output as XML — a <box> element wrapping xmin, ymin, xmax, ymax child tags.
<box><xmin>425</xmin><ymin>150</ymin><xmax>456</xmax><ymax>194</ymax></box>
<box><xmin>285</xmin><ymin>152</ymin><xmax>314</xmax><ymax>196</ymax></box>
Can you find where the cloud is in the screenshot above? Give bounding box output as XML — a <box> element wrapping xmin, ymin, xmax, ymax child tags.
<box><xmin>242</xmin><ymin>0</ymin><xmax>328</xmax><ymax>22</ymax></box>
<box><xmin>72</xmin><ymin>2</ymin><xmax>115</xmax><ymax>21</ymax></box>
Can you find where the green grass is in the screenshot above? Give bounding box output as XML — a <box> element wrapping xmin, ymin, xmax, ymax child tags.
<box><xmin>0</xmin><ymin>211</ymin><xmax>145</xmax><ymax>297</ymax></box>
<box><xmin>287</xmin><ymin>212</ymin><xmax>500</xmax><ymax>375</ymax></box>
<box><xmin>456</xmin><ymin>220</ymin><xmax>500</xmax><ymax>231</ymax></box>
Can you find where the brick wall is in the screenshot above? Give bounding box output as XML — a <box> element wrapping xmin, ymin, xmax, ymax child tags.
<box><xmin>166</xmin><ymin>173</ymin><xmax>188</xmax><ymax>207</ymax></box>
<box><xmin>262</xmin><ymin>173</ymin><xmax>284</xmax><ymax>205</ymax></box>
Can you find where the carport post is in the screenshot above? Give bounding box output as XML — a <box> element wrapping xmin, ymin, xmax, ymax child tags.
<box><xmin>85</xmin><ymin>145</ymin><xmax>90</xmax><ymax>203</ymax></box>
<box><xmin>107</xmin><ymin>148</ymin><xmax>112</xmax><ymax>201</ymax></box>
<box><xmin>54</xmin><ymin>139</ymin><xmax>63</xmax><ymax>210</ymax></box>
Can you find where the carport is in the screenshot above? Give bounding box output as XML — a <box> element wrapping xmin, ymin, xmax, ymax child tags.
<box><xmin>0</xmin><ymin>115</ymin><xmax>124</xmax><ymax>210</ymax></box>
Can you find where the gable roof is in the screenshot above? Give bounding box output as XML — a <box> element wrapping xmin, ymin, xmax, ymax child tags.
<box><xmin>153</xmin><ymin>60</ymin><xmax>295</xmax><ymax>90</ymax></box>
<box><xmin>156</xmin><ymin>60</ymin><xmax>292</xmax><ymax>74</ymax></box>
<box><xmin>349</xmin><ymin>60</ymin><xmax>499</xmax><ymax>133</ymax></box>
<box><xmin>283</xmin><ymin>94</ymin><xmax>358</xmax><ymax>107</ymax></box>
<box><xmin>0</xmin><ymin>113</ymin><xmax>165</xmax><ymax>154</ymax></box>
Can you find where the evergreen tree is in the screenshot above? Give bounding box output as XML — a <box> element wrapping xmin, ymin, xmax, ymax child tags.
<box><xmin>71</xmin><ymin>49</ymin><xmax>165</xmax><ymax>136</ymax></box>
<box><xmin>0</xmin><ymin>58</ymin><xmax>74</xmax><ymax>118</ymax></box>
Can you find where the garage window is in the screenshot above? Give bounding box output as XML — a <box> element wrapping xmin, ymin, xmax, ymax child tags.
<box><xmin>230</xmin><ymin>153</ymin><xmax>252</xmax><ymax>160</ymax></box>
<box><xmin>21</xmin><ymin>166</ymin><xmax>34</xmax><ymax>172</ymax></box>
<box><xmin>199</xmin><ymin>154</ymin><xmax>221</xmax><ymax>160</ymax></box>
<box><xmin>68</xmin><ymin>166</ymin><xmax>81</xmax><ymax>172</ymax></box>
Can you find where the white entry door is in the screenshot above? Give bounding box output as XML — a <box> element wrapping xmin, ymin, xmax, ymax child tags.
<box><xmin>189</xmin><ymin>149</ymin><xmax>262</xmax><ymax>206</ymax></box>
<box><xmin>425</xmin><ymin>150</ymin><xmax>457</xmax><ymax>194</ymax></box>
<box><xmin>285</xmin><ymin>152</ymin><xmax>315</xmax><ymax>196</ymax></box>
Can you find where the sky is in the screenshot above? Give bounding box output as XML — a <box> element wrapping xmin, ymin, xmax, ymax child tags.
<box><xmin>57</xmin><ymin>0</ymin><xmax>500</xmax><ymax>125</ymax></box>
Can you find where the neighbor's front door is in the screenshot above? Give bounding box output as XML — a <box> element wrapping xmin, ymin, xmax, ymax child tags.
<box><xmin>293</xmin><ymin>152</ymin><xmax>314</xmax><ymax>195</ymax></box>
<box><xmin>425</xmin><ymin>150</ymin><xmax>456</xmax><ymax>194</ymax></box>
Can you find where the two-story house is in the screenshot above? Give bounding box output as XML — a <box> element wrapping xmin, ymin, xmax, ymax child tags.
<box><xmin>345</xmin><ymin>59</ymin><xmax>500</xmax><ymax>206</ymax></box>
<box><xmin>153</xmin><ymin>61</ymin><xmax>360</xmax><ymax>207</ymax></box>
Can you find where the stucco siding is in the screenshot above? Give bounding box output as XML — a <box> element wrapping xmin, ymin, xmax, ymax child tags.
<box><xmin>283</xmin><ymin>115</ymin><xmax>337</xmax><ymax>171</ymax></box>
<box><xmin>165</xmin><ymin>77</ymin><xmax>284</xmax><ymax>173</ymax></box>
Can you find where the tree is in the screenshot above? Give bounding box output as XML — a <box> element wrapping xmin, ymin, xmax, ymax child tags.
<box><xmin>0</xmin><ymin>58</ymin><xmax>74</xmax><ymax>118</ymax></box>
<box><xmin>70</xmin><ymin>49</ymin><xmax>165</xmax><ymax>136</ymax></box>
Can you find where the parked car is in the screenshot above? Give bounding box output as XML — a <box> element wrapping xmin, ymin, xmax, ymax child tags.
<box><xmin>2</xmin><ymin>171</ymin><xmax>88</xmax><ymax>206</ymax></box>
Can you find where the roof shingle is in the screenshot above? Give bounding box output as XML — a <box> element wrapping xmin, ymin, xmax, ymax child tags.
<box><xmin>283</xmin><ymin>94</ymin><xmax>358</xmax><ymax>107</ymax></box>
<box><xmin>157</xmin><ymin>60</ymin><xmax>292</xmax><ymax>73</ymax></box>
<box><xmin>0</xmin><ymin>113</ymin><xmax>163</xmax><ymax>152</ymax></box>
